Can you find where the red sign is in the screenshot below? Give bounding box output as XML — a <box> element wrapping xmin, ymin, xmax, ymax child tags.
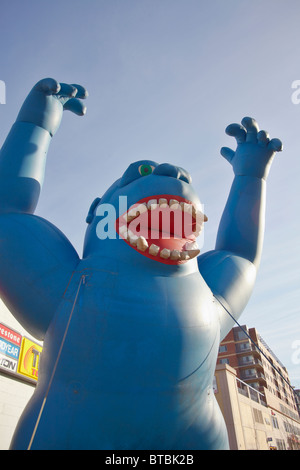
<box><xmin>0</xmin><ymin>323</ymin><xmax>22</xmax><ymax>346</ymax></box>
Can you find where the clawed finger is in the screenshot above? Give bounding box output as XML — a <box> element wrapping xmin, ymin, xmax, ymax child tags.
<box><xmin>71</xmin><ymin>84</ymin><xmax>88</xmax><ymax>99</ymax></box>
<box><xmin>220</xmin><ymin>146</ymin><xmax>235</xmax><ymax>163</ymax></box>
<box><xmin>268</xmin><ymin>138</ymin><xmax>283</xmax><ymax>152</ymax></box>
<box><xmin>34</xmin><ymin>78</ymin><xmax>61</xmax><ymax>95</ymax></box>
<box><xmin>257</xmin><ymin>130</ymin><xmax>270</xmax><ymax>147</ymax></box>
<box><xmin>58</xmin><ymin>83</ymin><xmax>78</xmax><ymax>98</ymax></box>
<box><xmin>241</xmin><ymin>117</ymin><xmax>259</xmax><ymax>143</ymax></box>
<box><xmin>225</xmin><ymin>124</ymin><xmax>246</xmax><ymax>144</ymax></box>
<box><xmin>63</xmin><ymin>98</ymin><xmax>87</xmax><ymax>116</ymax></box>
<box><xmin>33</xmin><ymin>78</ymin><xmax>88</xmax><ymax>101</ymax></box>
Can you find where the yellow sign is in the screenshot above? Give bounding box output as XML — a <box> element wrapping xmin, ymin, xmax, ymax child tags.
<box><xmin>17</xmin><ymin>337</ymin><xmax>42</xmax><ymax>381</ymax></box>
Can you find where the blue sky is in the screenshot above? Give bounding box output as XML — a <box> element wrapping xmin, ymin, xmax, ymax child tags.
<box><xmin>0</xmin><ymin>0</ymin><xmax>299</xmax><ymax>388</ymax></box>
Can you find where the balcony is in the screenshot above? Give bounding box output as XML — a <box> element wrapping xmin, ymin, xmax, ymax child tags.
<box><xmin>235</xmin><ymin>342</ymin><xmax>260</xmax><ymax>355</ymax></box>
<box><xmin>238</xmin><ymin>357</ymin><xmax>263</xmax><ymax>368</ymax></box>
<box><xmin>240</xmin><ymin>370</ymin><xmax>267</xmax><ymax>387</ymax></box>
<box><xmin>236</xmin><ymin>377</ymin><xmax>267</xmax><ymax>407</ymax></box>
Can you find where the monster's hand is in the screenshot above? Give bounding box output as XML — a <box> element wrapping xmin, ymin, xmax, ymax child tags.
<box><xmin>220</xmin><ymin>117</ymin><xmax>282</xmax><ymax>180</ymax></box>
<box><xmin>16</xmin><ymin>78</ymin><xmax>88</xmax><ymax>137</ymax></box>
<box><xmin>0</xmin><ymin>78</ymin><xmax>88</xmax><ymax>213</ymax></box>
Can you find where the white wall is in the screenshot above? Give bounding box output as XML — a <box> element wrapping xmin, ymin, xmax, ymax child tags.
<box><xmin>0</xmin><ymin>299</ymin><xmax>38</xmax><ymax>450</ymax></box>
<box><xmin>0</xmin><ymin>374</ymin><xmax>34</xmax><ymax>450</ymax></box>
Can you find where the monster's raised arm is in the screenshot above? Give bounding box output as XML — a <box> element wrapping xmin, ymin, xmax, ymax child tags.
<box><xmin>0</xmin><ymin>79</ymin><xmax>87</xmax><ymax>338</ymax></box>
<box><xmin>198</xmin><ymin>117</ymin><xmax>282</xmax><ymax>339</ymax></box>
<box><xmin>0</xmin><ymin>78</ymin><xmax>87</xmax><ymax>214</ymax></box>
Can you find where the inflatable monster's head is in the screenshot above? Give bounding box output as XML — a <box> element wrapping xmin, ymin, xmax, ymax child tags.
<box><xmin>83</xmin><ymin>160</ymin><xmax>207</xmax><ymax>268</ymax></box>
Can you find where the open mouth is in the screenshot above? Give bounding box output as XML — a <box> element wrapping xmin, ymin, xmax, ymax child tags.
<box><xmin>116</xmin><ymin>194</ymin><xmax>207</xmax><ymax>265</ymax></box>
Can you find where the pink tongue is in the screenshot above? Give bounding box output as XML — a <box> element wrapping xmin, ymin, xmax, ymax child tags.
<box><xmin>125</xmin><ymin>207</ymin><xmax>195</xmax><ymax>239</ymax></box>
<box><xmin>117</xmin><ymin>222</ymin><xmax>195</xmax><ymax>265</ymax></box>
<box><xmin>138</xmin><ymin>230</ymin><xmax>188</xmax><ymax>252</ymax></box>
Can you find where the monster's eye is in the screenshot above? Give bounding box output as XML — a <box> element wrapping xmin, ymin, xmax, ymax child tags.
<box><xmin>138</xmin><ymin>164</ymin><xmax>155</xmax><ymax>176</ymax></box>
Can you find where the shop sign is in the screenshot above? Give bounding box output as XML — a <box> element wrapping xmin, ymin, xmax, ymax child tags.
<box><xmin>0</xmin><ymin>337</ymin><xmax>20</xmax><ymax>359</ymax></box>
<box><xmin>0</xmin><ymin>323</ymin><xmax>22</xmax><ymax>346</ymax></box>
<box><xmin>0</xmin><ymin>353</ymin><xmax>18</xmax><ymax>374</ymax></box>
<box><xmin>0</xmin><ymin>322</ymin><xmax>42</xmax><ymax>383</ymax></box>
<box><xmin>17</xmin><ymin>337</ymin><xmax>42</xmax><ymax>381</ymax></box>
<box><xmin>0</xmin><ymin>324</ymin><xmax>22</xmax><ymax>375</ymax></box>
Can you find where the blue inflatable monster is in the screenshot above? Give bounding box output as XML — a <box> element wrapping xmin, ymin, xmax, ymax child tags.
<box><xmin>0</xmin><ymin>79</ymin><xmax>282</xmax><ymax>450</ymax></box>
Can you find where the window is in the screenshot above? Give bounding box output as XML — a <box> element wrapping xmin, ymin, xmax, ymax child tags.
<box><xmin>240</xmin><ymin>355</ymin><xmax>254</xmax><ymax>364</ymax></box>
<box><xmin>248</xmin><ymin>382</ymin><xmax>259</xmax><ymax>390</ymax></box>
<box><xmin>219</xmin><ymin>358</ymin><xmax>229</xmax><ymax>365</ymax></box>
<box><xmin>253</xmin><ymin>408</ymin><xmax>264</xmax><ymax>424</ymax></box>
<box><xmin>236</xmin><ymin>342</ymin><xmax>251</xmax><ymax>353</ymax></box>
<box><xmin>235</xmin><ymin>329</ymin><xmax>248</xmax><ymax>341</ymax></box>
<box><xmin>264</xmin><ymin>417</ymin><xmax>271</xmax><ymax>426</ymax></box>
<box><xmin>219</xmin><ymin>345</ymin><xmax>227</xmax><ymax>353</ymax></box>
<box><xmin>276</xmin><ymin>439</ymin><xmax>286</xmax><ymax>450</ymax></box>
<box><xmin>272</xmin><ymin>416</ymin><xmax>279</xmax><ymax>429</ymax></box>
<box><xmin>284</xmin><ymin>421</ymin><xmax>289</xmax><ymax>432</ymax></box>
<box><xmin>244</xmin><ymin>368</ymin><xmax>256</xmax><ymax>377</ymax></box>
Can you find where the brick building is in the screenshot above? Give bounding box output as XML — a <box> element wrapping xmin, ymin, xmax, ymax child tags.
<box><xmin>216</xmin><ymin>325</ymin><xmax>300</xmax><ymax>450</ymax></box>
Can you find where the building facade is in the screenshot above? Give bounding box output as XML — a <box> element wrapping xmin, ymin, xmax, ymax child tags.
<box><xmin>216</xmin><ymin>325</ymin><xmax>300</xmax><ymax>450</ymax></box>
<box><xmin>0</xmin><ymin>300</ymin><xmax>41</xmax><ymax>450</ymax></box>
<box><xmin>294</xmin><ymin>389</ymin><xmax>300</xmax><ymax>417</ymax></box>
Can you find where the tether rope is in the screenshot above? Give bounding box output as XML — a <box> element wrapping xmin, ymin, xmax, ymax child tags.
<box><xmin>27</xmin><ymin>274</ymin><xmax>86</xmax><ymax>450</ymax></box>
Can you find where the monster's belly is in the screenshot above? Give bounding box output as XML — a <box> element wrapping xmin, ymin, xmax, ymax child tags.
<box><xmin>20</xmin><ymin>266</ymin><xmax>222</xmax><ymax>449</ymax></box>
<box><xmin>47</xmin><ymin>266</ymin><xmax>219</xmax><ymax>379</ymax></box>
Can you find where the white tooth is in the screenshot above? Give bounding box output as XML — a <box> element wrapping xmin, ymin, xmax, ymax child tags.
<box><xmin>184</xmin><ymin>241</ymin><xmax>199</xmax><ymax>251</ymax></box>
<box><xmin>187</xmin><ymin>249</ymin><xmax>200</xmax><ymax>259</ymax></box>
<box><xmin>180</xmin><ymin>251</ymin><xmax>190</xmax><ymax>260</ymax></box>
<box><xmin>127</xmin><ymin>206</ymin><xmax>139</xmax><ymax>222</ymax></box>
<box><xmin>159</xmin><ymin>198</ymin><xmax>168</xmax><ymax>208</ymax></box>
<box><xmin>186</xmin><ymin>204</ymin><xmax>193</xmax><ymax>215</ymax></box>
<box><xmin>169</xmin><ymin>199</ymin><xmax>181</xmax><ymax>210</ymax></box>
<box><xmin>193</xmin><ymin>208</ymin><xmax>207</xmax><ymax>222</ymax></box>
<box><xmin>136</xmin><ymin>203</ymin><xmax>147</xmax><ymax>215</ymax></box>
<box><xmin>147</xmin><ymin>199</ymin><xmax>158</xmax><ymax>210</ymax></box>
<box><xmin>126</xmin><ymin>203</ymin><xmax>148</xmax><ymax>221</ymax></box>
<box><xmin>149</xmin><ymin>244</ymin><xmax>160</xmax><ymax>256</ymax></box>
<box><xmin>180</xmin><ymin>202</ymin><xmax>193</xmax><ymax>214</ymax></box>
<box><xmin>128</xmin><ymin>230</ymin><xmax>138</xmax><ymax>246</ymax></box>
<box><xmin>160</xmin><ymin>248</ymin><xmax>171</xmax><ymax>259</ymax></box>
<box><xmin>192</xmin><ymin>205</ymin><xmax>202</xmax><ymax>217</ymax></box>
<box><xmin>137</xmin><ymin>236</ymin><xmax>148</xmax><ymax>252</ymax></box>
<box><xmin>129</xmin><ymin>237</ymin><xmax>138</xmax><ymax>246</ymax></box>
<box><xmin>170</xmin><ymin>249</ymin><xmax>181</xmax><ymax>260</ymax></box>
<box><xmin>193</xmin><ymin>222</ymin><xmax>203</xmax><ymax>236</ymax></box>
<box><xmin>119</xmin><ymin>225</ymin><xmax>128</xmax><ymax>239</ymax></box>
<box><xmin>119</xmin><ymin>224</ymin><xmax>127</xmax><ymax>234</ymax></box>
